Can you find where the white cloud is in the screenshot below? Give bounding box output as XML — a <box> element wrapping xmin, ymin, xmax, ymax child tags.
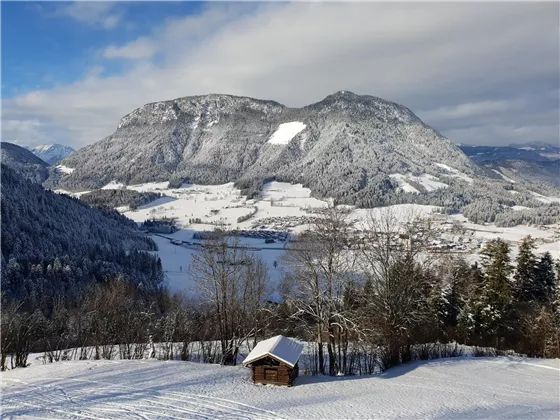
<box><xmin>4</xmin><ymin>2</ymin><xmax>559</xmax><ymax>148</ymax></box>
<box><xmin>55</xmin><ymin>2</ymin><xmax>121</xmax><ymax>29</ymax></box>
<box><xmin>2</xmin><ymin>119</ymin><xmax>43</xmax><ymax>144</ymax></box>
<box><xmin>419</xmin><ymin>100</ymin><xmax>526</xmax><ymax>121</ymax></box>
<box><xmin>104</xmin><ymin>38</ymin><xmax>156</xmax><ymax>60</ymax></box>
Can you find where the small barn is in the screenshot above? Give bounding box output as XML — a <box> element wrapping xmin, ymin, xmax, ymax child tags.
<box><xmin>242</xmin><ymin>335</ymin><xmax>303</xmax><ymax>386</ymax></box>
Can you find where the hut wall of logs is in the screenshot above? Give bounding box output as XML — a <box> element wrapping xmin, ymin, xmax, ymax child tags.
<box><xmin>242</xmin><ymin>335</ymin><xmax>303</xmax><ymax>387</ymax></box>
<box><xmin>249</xmin><ymin>357</ymin><xmax>299</xmax><ymax>386</ymax></box>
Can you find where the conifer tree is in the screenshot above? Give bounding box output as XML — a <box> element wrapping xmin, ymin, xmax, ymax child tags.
<box><xmin>460</xmin><ymin>240</ymin><xmax>513</xmax><ymax>346</ymax></box>
<box><xmin>481</xmin><ymin>239</ymin><xmax>513</xmax><ymax>307</ymax></box>
<box><xmin>534</xmin><ymin>252</ymin><xmax>557</xmax><ymax>302</ymax></box>
<box><xmin>513</xmin><ymin>236</ymin><xmax>537</xmax><ymax>302</ymax></box>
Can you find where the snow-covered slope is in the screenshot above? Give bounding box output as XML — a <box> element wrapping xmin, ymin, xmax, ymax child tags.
<box><xmin>2</xmin><ymin>356</ymin><xmax>558</xmax><ymax>419</ymax></box>
<box><xmin>26</xmin><ymin>143</ymin><xmax>75</xmax><ymax>165</ymax></box>
<box><xmin>50</xmin><ymin>91</ymin><xmax>482</xmax><ymax>206</ymax></box>
<box><xmin>268</xmin><ymin>121</ymin><xmax>306</xmax><ymax>145</ymax></box>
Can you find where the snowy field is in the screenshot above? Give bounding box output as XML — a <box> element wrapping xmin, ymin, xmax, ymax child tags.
<box><xmin>1</xmin><ymin>356</ymin><xmax>558</xmax><ymax>419</ymax></box>
<box><xmin>55</xmin><ymin>180</ymin><xmax>560</xmax><ymax>295</ymax></box>
<box><xmin>79</xmin><ymin>181</ymin><xmax>442</xmax><ymax>294</ymax></box>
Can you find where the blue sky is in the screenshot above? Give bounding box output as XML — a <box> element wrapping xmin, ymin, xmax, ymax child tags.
<box><xmin>3</xmin><ymin>2</ymin><xmax>205</xmax><ymax>96</ymax></box>
<box><xmin>2</xmin><ymin>2</ymin><xmax>559</xmax><ymax>149</ymax></box>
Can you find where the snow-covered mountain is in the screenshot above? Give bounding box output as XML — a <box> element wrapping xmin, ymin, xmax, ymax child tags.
<box><xmin>1</xmin><ymin>142</ymin><xmax>49</xmax><ymax>184</ymax></box>
<box><xmin>50</xmin><ymin>91</ymin><xmax>483</xmax><ymax>204</ymax></box>
<box><xmin>27</xmin><ymin>143</ymin><xmax>75</xmax><ymax>165</ymax></box>
<box><xmin>460</xmin><ymin>144</ymin><xmax>560</xmax><ymax>190</ymax></box>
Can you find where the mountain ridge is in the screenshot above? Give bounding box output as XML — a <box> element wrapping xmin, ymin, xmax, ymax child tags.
<box><xmin>50</xmin><ymin>91</ymin><xmax>483</xmax><ymax>205</ymax></box>
<box><xmin>26</xmin><ymin>143</ymin><xmax>75</xmax><ymax>165</ymax></box>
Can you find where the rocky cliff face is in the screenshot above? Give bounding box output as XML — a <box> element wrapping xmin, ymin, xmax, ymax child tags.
<box><xmin>51</xmin><ymin>91</ymin><xmax>481</xmax><ymax>204</ymax></box>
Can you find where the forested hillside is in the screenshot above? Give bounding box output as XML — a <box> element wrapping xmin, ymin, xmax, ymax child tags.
<box><xmin>1</xmin><ymin>165</ymin><xmax>163</xmax><ymax>309</ymax></box>
<box><xmin>1</xmin><ymin>142</ymin><xmax>49</xmax><ymax>184</ymax></box>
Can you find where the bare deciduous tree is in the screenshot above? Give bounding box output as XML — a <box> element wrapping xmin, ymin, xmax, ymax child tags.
<box><xmin>282</xmin><ymin>206</ymin><xmax>358</xmax><ymax>375</ymax></box>
<box><xmin>189</xmin><ymin>233</ymin><xmax>270</xmax><ymax>365</ymax></box>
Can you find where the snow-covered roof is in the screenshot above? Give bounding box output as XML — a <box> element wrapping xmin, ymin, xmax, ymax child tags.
<box><xmin>242</xmin><ymin>335</ymin><xmax>303</xmax><ymax>368</ymax></box>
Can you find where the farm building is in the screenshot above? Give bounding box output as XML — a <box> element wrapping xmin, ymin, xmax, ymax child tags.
<box><xmin>242</xmin><ymin>335</ymin><xmax>303</xmax><ymax>386</ymax></box>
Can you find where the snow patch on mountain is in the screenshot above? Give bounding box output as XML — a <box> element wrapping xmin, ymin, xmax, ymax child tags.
<box><xmin>491</xmin><ymin>169</ymin><xmax>516</xmax><ymax>183</ymax></box>
<box><xmin>435</xmin><ymin>163</ymin><xmax>474</xmax><ymax>184</ymax></box>
<box><xmin>416</xmin><ymin>174</ymin><xmax>449</xmax><ymax>191</ymax></box>
<box><xmin>389</xmin><ymin>174</ymin><xmax>420</xmax><ymax>193</ymax></box>
<box><xmin>268</xmin><ymin>122</ymin><xmax>306</xmax><ymax>145</ymax></box>
<box><xmin>56</xmin><ymin>165</ymin><xmax>75</xmax><ymax>174</ymax></box>
<box><xmin>390</xmin><ymin>173</ymin><xmax>448</xmax><ymax>192</ymax></box>
<box><xmin>262</xmin><ymin>182</ymin><xmax>313</xmax><ymax>199</ymax></box>
<box><xmin>102</xmin><ymin>180</ymin><xmax>125</xmax><ymax>190</ymax></box>
<box><xmin>530</xmin><ymin>191</ymin><xmax>560</xmax><ymax>204</ymax></box>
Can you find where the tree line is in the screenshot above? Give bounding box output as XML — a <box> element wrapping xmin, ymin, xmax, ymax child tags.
<box><xmin>80</xmin><ymin>189</ymin><xmax>164</xmax><ymax>211</ymax></box>
<box><xmin>2</xmin><ymin>207</ymin><xmax>559</xmax><ymax>374</ymax></box>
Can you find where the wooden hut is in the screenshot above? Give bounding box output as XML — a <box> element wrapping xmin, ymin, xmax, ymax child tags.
<box><xmin>242</xmin><ymin>335</ymin><xmax>303</xmax><ymax>386</ymax></box>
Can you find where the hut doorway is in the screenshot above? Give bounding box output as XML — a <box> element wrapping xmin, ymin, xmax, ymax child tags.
<box><xmin>264</xmin><ymin>368</ymin><xmax>278</xmax><ymax>382</ymax></box>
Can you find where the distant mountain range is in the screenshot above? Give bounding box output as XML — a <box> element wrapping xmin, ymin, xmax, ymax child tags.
<box><xmin>1</xmin><ymin>142</ymin><xmax>50</xmax><ymax>184</ymax></box>
<box><xmin>459</xmin><ymin>143</ymin><xmax>560</xmax><ymax>163</ymax></box>
<box><xmin>49</xmin><ymin>91</ymin><xmax>485</xmax><ymax>206</ymax></box>
<box><xmin>26</xmin><ymin>143</ymin><xmax>75</xmax><ymax>165</ymax></box>
<box><xmin>458</xmin><ymin>143</ymin><xmax>559</xmax><ymax>189</ymax></box>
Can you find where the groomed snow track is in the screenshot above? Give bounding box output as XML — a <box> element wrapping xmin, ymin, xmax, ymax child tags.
<box><xmin>1</xmin><ymin>356</ymin><xmax>559</xmax><ymax>419</ymax></box>
<box><xmin>1</xmin><ymin>361</ymin><xmax>282</xmax><ymax>420</ymax></box>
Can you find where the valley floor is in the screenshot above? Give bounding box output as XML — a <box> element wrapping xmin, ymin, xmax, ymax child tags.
<box><xmin>1</xmin><ymin>356</ymin><xmax>558</xmax><ymax>419</ymax></box>
<box><xmin>56</xmin><ymin>180</ymin><xmax>560</xmax><ymax>296</ymax></box>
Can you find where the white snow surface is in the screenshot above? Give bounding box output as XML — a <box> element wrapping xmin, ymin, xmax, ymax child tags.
<box><xmin>55</xmin><ymin>165</ymin><xmax>75</xmax><ymax>174</ymax></box>
<box><xmin>492</xmin><ymin>169</ymin><xmax>516</xmax><ymax>183</ymax></box>
<box><xmin>435</xmin><ymin>163</ymin><xmax>474</xmax><ymax>184</ymax></box>
<box><xmin>416</xmin><ymin>174</ymin><xmax>448</xmax><ymax>191</ymax></box>
<box><xmin>1</xmin><ymin>356</ymin><xmax>558</xmax><ymax>419</ymax></box>
<box><xmin>268</xmin><ymin>122</ymin><xmax>306</xmax><ymax>145</ymax></box>
<box><xmin>54</xmin><ymin>189</ymin><xmax>91</xmax><ymax>198</ymax></box>
<box><xmin>71</xmin><ymin>180</ymin><xmax>560</xmax><ymax>295</ymax></box>
<box><xmin>389</xmin><ymin>174</ymin><xmax>420</xmax><ymax>193</ymax></box>
<box><xmin>530</xmin><ymin>191</ymin><xmax>560</xmax><ymax>204</ymax></box>
<box><xmin>243</xmin><ymin>335</ymin><xmax>304</xmax><ymax>368</ymax></box>
<box><xmin>537</xmin><ymin>240</ymin><xmax>560</xmax><ymax>260</ymax></box>
<box><xmin>463</xmin><ymin>223</ymin><xmax>556</xmax><ymax>242</ymax></box>
<box><xmin>102</xmin><ymin>180</ymin><xmax>126</xmax><ymax>190</ymax></box>
<box><xmin>390</xmin><ymin>173</ymin><xmax>448</xmax><ymax>192</ymax></box>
